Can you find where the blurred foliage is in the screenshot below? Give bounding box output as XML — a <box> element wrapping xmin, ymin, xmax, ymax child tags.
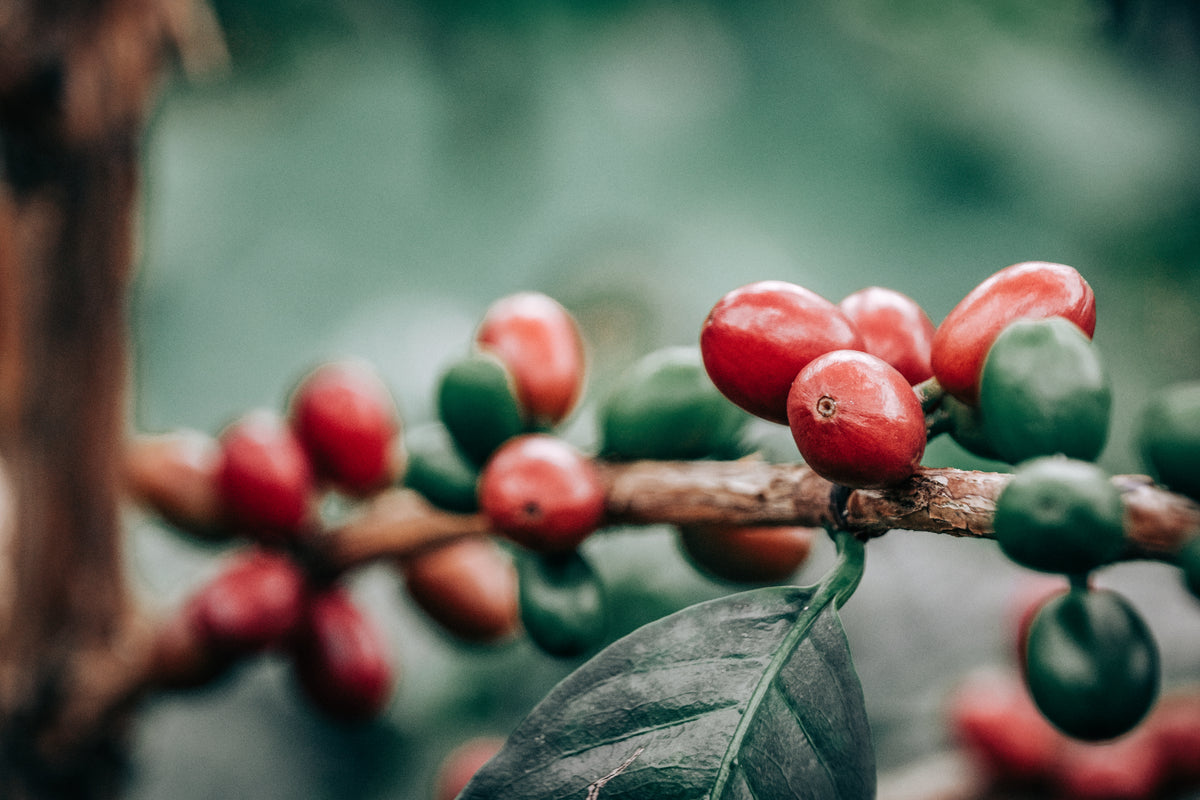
<box><xmin>128</xmin><ymin>1</ymin><xmax>1200</xmax><ymax>797</ymax></box>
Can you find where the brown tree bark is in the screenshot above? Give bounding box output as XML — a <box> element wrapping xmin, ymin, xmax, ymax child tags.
<box><xmin>0</xmin><ymin>1</ymin><xmax>205</xmax><ymax>795</ymax></box>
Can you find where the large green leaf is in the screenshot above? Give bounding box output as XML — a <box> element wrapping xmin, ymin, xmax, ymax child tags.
<box><xmin>456</xmin><ymin>557</ymin><xmax>874</xmax><ymax>800</ymax></box>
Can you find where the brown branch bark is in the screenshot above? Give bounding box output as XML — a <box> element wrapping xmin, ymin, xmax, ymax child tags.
<box><xmin>0</xmin><ymin>0</ymin><xmax>217</xmax><ymax>796</ymax></box>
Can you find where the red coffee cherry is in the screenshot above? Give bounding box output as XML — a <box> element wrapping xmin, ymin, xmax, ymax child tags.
<box><xmin>838</xmin><ymin>286</ymin><xmax>935</xmax><ymax>385</ymax></box>
<box><xmin>700</xmin><ymin>281</ymin><xmax>864</xmax><ymax>424</ymax></box>
<box><xmin>435</xmin><ymin>737</ymin><xmax>505</xmax><ymax>800</ymax></box>
<box><xmin>402</xmin><ymin>537</ymin><xmax>520</xmax><ymax>644</ymax></box>
<box><xmin>216</xmin><ymin>409</ymin><xmax>315</xmax><ymax>542</ymax></box>
<box><xmin>947</xmin><ymin>668</ymin><xmax>1065</xmax><ymax>783</ymax></box>
<box><xmin>289</xmin><ymin>360</ymin><xmax>400</xmax><ymax>496</ymax></box>
<box><xmin>477</xmin><ymin>434</ymin><xmax>605</xmax><ymax>553</ymax></box>
<box><xmin>677</xmin><ymin>525</ymin><xmax>815</xmax><ymax>584</ymax></box>
<box><xmin>1052</xmin><ymin>731</ymin><xmax>1166</xmax><ymax>800</ymax></box>
<box><xmin>292</xmin><ymin>586</ymin><xmax>394</xmax><ymax>722</ymax></box>
<box><xmin>475</xmin><ymin>292</ymin><xmax>586</xmax><ymax>426</ymax></box>
<box><xmin>787</xmin><ymin>350</ymin><xmax>926</xmax><ymax>488</ymax></box>
<box><xmin>184</xmin><ymin>549</ymin><xmax>307</xmax><ymax>656</ymax></box>
<box><xmin>931</xmin><ymin>262</ymin><xmax>1096</xmax><ymax>405</ymax></box>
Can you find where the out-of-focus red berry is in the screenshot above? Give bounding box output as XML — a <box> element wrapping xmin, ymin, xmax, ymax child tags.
<box><xmin>477</xmin><ymin>434</ymin><xmax>606</xmax><ymax>553</ymax></box>
<box><xmin>1052</xmin><ymin>731</ymin><xmax>1166</xmax><ymax>800</ymax></box>
<box><xmin>475</xmin><ymin>292</ymin><xmax>586</xmax><ymax>426</ymax></box>
<box><xmin>289</xmin><ymin>360</ymin><xmax>400</xmax><ymax>496</ymax></box>
<box><xmin>787</xmin><ymin>350</ymin><xmax>926</xmax><ymax>488</ymax></box>
<box><xmin>216</xmin><ymin>409</ymin><xmax>315</xmax><ymax>542</ymax></box>
<box><xmin>403</xmin><ymin>537</ymin><xmax>520</xmax><ymax>644</ymax></box>
<box><xmin>931</xmin><ymin>262</ymin><xmax>1096</xmax><ymax>405</ymax></box>
<box><xmin>677</xmin><ymin>525</ymin><xmax>815</xmax><ymax>584</ymax></box>
<box><xmin>838</xmin><ymin>286</ymin><xmax>935</xmax><ymax>385</ymax></box>
<box><xmin>434</xmin><ymin>737</ymin><xmax>505</xmax><ymax>800</ymax></box>
<box><xmin>700</xmin><ymin>281</ymin><xmax>864</xmax><ymax>424</ymax></box>
<box><xmin>185</xmin><ymin>549</ymin><xmax>307</xmax><ymax>655</ymax></box>
<box><xmin>292</xmin><ymin>586</ymin><xmax>394</xmax><ymax>722</ymax></box>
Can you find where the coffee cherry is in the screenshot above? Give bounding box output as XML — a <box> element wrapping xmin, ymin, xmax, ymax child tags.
<box><xmin>475</xmin><ymin>292</ymin><xmax>586</xmax><ymax>426</ymax></box>
<box><xmin>517</xmin><ymin>549</ymin><xmax>608</xmax><ymax>659</ymax></box>
<box><xmin>1052</xmin><ymin>732</ymin><xmax>1166</xmax><ymax>800</ymax></box>
<box><xmin>1024</xmin><ymin>587</ymin><xmax>1159</xmax><ymax>741</ymax></box>
<box><xmin>947</xmin><ymin>668</ymin><xmax>1065</xmax><ymax>782</ymax></box>
<box><xmin>289</xmin><ymin>360</ymin><xmax>400</xmax><ymax>496</ymax></box>
<box><xmin>184</xmin><ymin>549</ymin><xmax>306</xmax><ymax>656</ymax></box>
<box><xmin>435</xmin><ymin>737</ymin><xmax>505</xmax><ymax>800</ymax></box>
<box><xmin>786</xmin><ymin>350</ymin><xmax>926</xmax><ymax>488</ymax></box>
<box><xmin>216</xmin><ymin>409</ymin><xmax>315</xmax><ymax>542</ymax></box>
<box><xmin>992</xmin><ymin>457</ymin><xmax>1125</xmax><ymax>576</ymax></box>
<box><xmin>437</xmin><ymin>353</ymin><xmax>525</xmax><ymax>466</ymax></box>
<box><xmin>403</xmin><ymin>423</ymin><xmax>480</xmax><ymax>513</ymax></box>
<box><xmin>942</xmin><ymin>394</ymin><xmax>1003</xmax><ymax>461</ymax></box>
<box><xmin>979</xmin><ymin>317</ymin><xmax>1111</xmax><ymax>464</ymax></box>
<box><xmin>292</xmin><ymin>586</ymin><xmax>394</xmax><ymax>722</ymax></box>
<box><xmin>838</xmin><ymin>286</ymin><xmax>934</xmax><ymax>385</ymax></box>
<box><xmin>1138</xmin><ymin>381</ymin><xmax>1200</xmax><ymax>501</ymax></box>
<box><xmin>478</xmin><ymin>434</ymin><xmax>605</xmax><ymax>553</ymax></box>
<box><xmin>600</xmin><ymin>346</ymin><xmax>748</xmax><ymax>461</ymax></box>
<box><xmin>931</xmin><ymin>262</ymin><xmax>1096</xmax><ymax>405</ymax></box>
<box><xmin>677</xmin><ymin>524</ymin><xmax>815</xmax><ymax>584</ymax></box>
<box><xmin>700</xmin><ymin>281</ymin><xmax>864</xmax><ymax>424</ymax></box>
<box><xmin>403</xmin><ymin>537</ymin><xmax>520</xmax><ymax>644</ymax></box>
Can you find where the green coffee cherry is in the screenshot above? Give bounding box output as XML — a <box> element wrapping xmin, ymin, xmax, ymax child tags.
<box><xmin>600</xmin><ymin>346</ymin><xmax>748</xmax><ymax>461</ymax></box>
<box><xmin>944</xmin><ymin>394</ymin><xmax>1002</xmax><ymax>461</ymax></box>
<box><xmin>437</xmin><ymin>352</ymin><xmax>526</xmax><ymax>466</ymax></box>
<box><xmin>1024</xmin><ymin>586</ymin><xmax>1159</xmax><ymax>741</ymax></box>
<box><xmin>402</xmin><ymin>423</ymin><xmax>480</xmax><ymax>513</ymax></box>
<box><xmin>1139</xmin><ymin>381</ymin><xmax>1200</xmax><ymax>501</ymax></box>
<box><xmin>992</xmin><ymin>456</ymin><xmax>1125</xmax><ymax>575</ymax></box>
<box><xmin>517</xmin><ymin>549</ymin><xmax>607</xmax><ymax>659</ymax></box>
<box><xmin>979</xmin><ymin>317</ymin><xmax>1111</xmax><ymax>464</ymax></box>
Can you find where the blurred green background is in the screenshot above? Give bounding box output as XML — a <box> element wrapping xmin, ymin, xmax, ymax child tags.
<box><xmin>126</xmin><ymin>1</ymin><xmax>1200</xmax><ymax>797</ymax></box>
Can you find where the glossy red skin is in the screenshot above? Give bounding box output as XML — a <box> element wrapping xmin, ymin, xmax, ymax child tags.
<box><xmin>931</xmin><ymin>262</ymin><xmax>1096</xmax><ymax>405</ymax></box>
<box><xmin>786</xmin><ymin>350</ymin><xmax>925</xmax><ymax>488</ymax></box>
<box><xmin>700</xmin><ymin>281</ymin><xmax>865</xmax><ymax>424</ymax></box>
<box><xmin>475</xmin><ymin>292</ymin><xmax>586</xmax><ymax>426</ymax></box>
<box><xmin>435</xmin><ymin>737</ymin><xmax>505</xmax><ymax>800</ymax></box>
<box><xmin>292</xmin><ymin>586</ymin><xmax>394</xmax><ymax>722</ymax></box>
<box><xmin>678</xmin><ymin>525</ymin><xmax>815</xmax><ymax>584</ymax></box>
<box><xmin>477</xmin><ymin>434</ymin><xmax>606</xmax><ymax>553</ymax></box>
<box><xmin>948</xmin><ymin>669</ymin><xmax>1066</xmax><ymax>782</ymax></box>
<box><xmin>403</xmin><ymin>537</ymin><xmax>520</xmax><ymax>643</ymax></box>
<box><xmin>290</xmin><ymin>360</ymin><xmax>399</xmax><ymax>495</ymax></box>
<box><xmin>216</xmin><ymin>409</ymin><xmax>315</xmax><ymax>541</ymax></box>
<box><xmin>838</xmin><ymin>286</ymin><xmax>934</xmax><ymax>385</ymax></box>
<box><xmin>185</xmin><ymin>549</ymin><xmax>307</xmax><ymax>655</ymax></box>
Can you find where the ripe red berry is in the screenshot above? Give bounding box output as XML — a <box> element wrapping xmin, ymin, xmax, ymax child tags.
<box><xmin>477</xmin><ymin>434</ymin><xmax>606</xmax><ymax>553</ymax></box>
<box><xmin>292</xmin><ymin>586</ymin><xmax>394</xmax><ymax>722</ymax></box>
<box><xmin>700</xmin><ymin>281</ymin><xmax>864</xmax><ymax>424</ymax></box>
<box><xmin>931</xmin><ymin>262</ymin><xmax>1096</xmax><ymax>405</ymax></box>
<box><xmin>475</xmin><ymin>292</ymin><xmax>586</xmax><ymax>426</ymax></box>
<box><xmin>216</xmin><ymin>409</ymin><xmax>315</xmax><ymax>541</ymax></box>
<box><xmin>787</xmin><ymin>350</ymin><xmax>926</xmax><ymax>488</ymax></box>
<box><xmin>947</xmin><ymin>668</ymin><xmax>1065</xmax><ymax>783</ymax></box>
<box><xmin>289</xmin><ymin>360</ymin><xmax>400</xmax><ymax>495</ymax></box>
<box><xmin>838</xmin><ymin>286</ymin><xmax>935</xmax><ymax>385</ymax></box>
<box><xmin>1052</xmin><ymin>732</ymin><xmax>1166</xmax><ymax>800</ymax></box>
<box><xmin>435</xmin><ymin>737</ymin><xmax>505</xmax><ymax>800</ymax></box>
<box><xmin>184</xmin><ymin>549</ymin><xmax>307</xmax><ymax>655</ymax></box>
<box><xmin>677</xmin><ymin>525</ymin><xmax>815</xmax><ymax>584</ymax></box>
<box><xmin>402</xmin><ymin>537</ymin><xmax>520</xmax><ymax>643</ymax></box>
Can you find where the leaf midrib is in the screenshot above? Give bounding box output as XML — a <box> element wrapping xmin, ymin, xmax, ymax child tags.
<box><xmin>708</xmin><ymin>589</ymin><xmax>832</xmax><ymax>800</ymax></box>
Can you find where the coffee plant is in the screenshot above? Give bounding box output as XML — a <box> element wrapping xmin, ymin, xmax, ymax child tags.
<box><xmin>2</xmin><ymin>3</ymin><xmax>1200</xmax><ymax>800</ymax></box>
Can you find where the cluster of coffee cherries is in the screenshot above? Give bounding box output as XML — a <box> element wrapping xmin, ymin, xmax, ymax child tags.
<box><xmin>700</xmin><ymin>261</ymin><xmax>1200</xmax><ymax>745</ymax></box>
<box><xmin>405</xmin><ymin>293</ymin><xmax>815</xmax><ymax>659</ymax></box>
<box><xmin>139</xmin><ymin>360</ymin><xmax>402</xmax><ymax>721</ymax></box>
<box><xmin>945</xmin><ymin>581</ymin><xmax>1200</xmax><ymax>800</ymax></box>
